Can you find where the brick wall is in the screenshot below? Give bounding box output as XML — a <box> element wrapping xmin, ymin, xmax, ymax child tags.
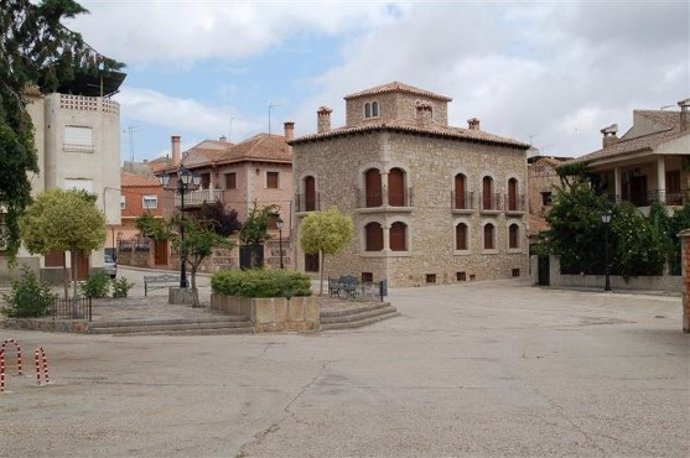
<box><xmin>681</xmin><ymin>230</ymin><xmax>690</xmax><ymax>332</ymax></box>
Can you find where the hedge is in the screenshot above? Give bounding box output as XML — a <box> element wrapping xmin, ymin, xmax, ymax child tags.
<box><xmin>211</xmin><ymin>269</ymin><xmax>312</xmax><ymax>298</ymax></box>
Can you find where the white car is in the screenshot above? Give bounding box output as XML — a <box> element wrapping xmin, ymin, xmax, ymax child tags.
<box><xmin>104</xmin><ymin>254</ymin><xmax>117</xmax><ymax>278</ymax></box>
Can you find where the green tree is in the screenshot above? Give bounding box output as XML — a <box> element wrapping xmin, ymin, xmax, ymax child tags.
<box><xmin>171</xmin><ymin>215</ymin><xmax>233</xmax><ymax>305</ymax></box>
<box><xmin>1</xmin><ymin>0</ymin><xmax>124</xmax><ymax>259</ymax></box>
<box><xmin>611</xmin><ymin>203</ymin><xmax>666</xmax><ymax>279</ymax></box>
<box><xmin>199</xmin><ymin>201</ymin><xmax>242</xmax><ymax>237</ymax></box>
<box><xmin>239</xmin><ymin>202</ymin><xmax>278</xmax><ymax>268</ymax></box>
<box><xmin>300</xmin><ymin>207</ymin><xmax>354</xmax><ymax>295</ymax></box>
<box><xmin>668</xmin><ymin>202</ymin><xmax>690</xmax><ymax>274</ymax></box>
<box><xmin>20</xmin><ymin>188</ymin><xmax>106</xmax><ymax>298</ymax></box>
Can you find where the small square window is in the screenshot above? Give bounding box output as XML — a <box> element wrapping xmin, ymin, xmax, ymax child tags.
<box><xmin>541</xmin><ymin>192</ymin><xmax>552</xmax><ymax>206</ymax></box>
<box><xmin>142</xmin><ymin>195</ymin><xmax>158</xmax><ymax>209</ymax></box>
<box><xmin>426</xmin><ymin>274</ymin><xmax>437</xmax><ymax>284</ymax></box>
<box><xmin>512</xmin><ymin>268</ymin><xmax>520</xmax><ymax>277</ymax></box>
<box><xmin>120</xmin><ymin>195</ymin><xmax>126</xmax><ymax>210</ymax></box>
<box><xmin>225</xmin><ymin>172</ymin><xmax>236</xmax><ymax>189</ymax></box>
<box><xmin>267</xmin><ymin>171</ymin><xmax>279</xmax><ymax>189</ymax></box>
<box><xmin>361</xmin><ymin>272</ymin><xmax>373</xmax><ymax>283</ymax></box>
<box><xmin>456</xmin><ymin>272</ymin><xmax>466</xmax><ymax>281</ymax></box>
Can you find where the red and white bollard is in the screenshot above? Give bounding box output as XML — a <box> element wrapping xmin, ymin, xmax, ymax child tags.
<box><xmin>1</xmin><ymin>339</ymin><xmax>23</xmax><ymax>375</ymax></box>
<box><xmin>0</xmin><ymin>349</ymin><xmax>5</xmax><ymax>393</ymax></box>
<box><xmin>34</xmin><ymin>347</ymin><xmax>50</xmax><ymax>386</ymax></box>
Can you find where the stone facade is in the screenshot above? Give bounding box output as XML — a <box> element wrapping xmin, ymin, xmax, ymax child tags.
<box><xmin>291</xmin><ymin>82</ymin><xmax>530</xmax><ymax>287</ymax></box>
<box><xmin>681</xmin><ymin>230</ymin><xmax>690</xmax><ymax>333</ymax></box>
<box><xmin>527</xmin><ymin>156</ymin><xmax>570</xmax><ymax>216</ymax></box>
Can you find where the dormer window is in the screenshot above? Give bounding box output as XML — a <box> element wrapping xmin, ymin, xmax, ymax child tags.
<box><xmin>364</xmin><ymin>101</ymin><xmax>379</xmax><ymax>119</ymax></box>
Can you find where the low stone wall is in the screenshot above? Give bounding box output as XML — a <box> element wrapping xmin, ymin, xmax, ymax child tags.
<box><xmin>211</xmin><ymin>294</ymin><xmax>319</xmax><ymax>333</ymax></box>
<box><xmin>534</xmin><ymin>255</ymin><xmax>681</xmax><ymax>294</ymax></box>
<box><xmin>2</xmin><ymin>318</ymin><xmax>90</xmax><ymax>333</ymax></box>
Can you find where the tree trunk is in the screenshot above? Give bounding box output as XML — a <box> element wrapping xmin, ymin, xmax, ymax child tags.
<box><xmin>62</xmin><ymin>252</ymin><xmax>68</xmax><ymax>300</ymax></box>
<box><xmin>319</xmin><ymin>250</ymin><xmax>325</xmax><ymax>296</ymax></box>
<box><xmin>71</xmin><ymin>250</ymin><xmax>79</xmax><ymax>298</ymax></box>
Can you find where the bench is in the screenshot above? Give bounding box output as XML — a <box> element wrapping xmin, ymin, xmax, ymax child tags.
<box><xmin>144</xmin><ymin>274</ymin><xmax>180</xmax><ymax>296</ymax></box>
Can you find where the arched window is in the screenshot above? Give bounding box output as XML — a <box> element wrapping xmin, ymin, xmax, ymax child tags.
<box><xmin>390</xmin><ymin>222</ymin><xmax>407</xmax><ymax>251</ymax></box>
<box><xmin>456</xmin><ymin>223</ymin><xmax>468</xmax><ymax>250</ymax></box>
<box><xmin>509</xmin><ymin>223</ymin><xmax>520</xmax><ymax>249</ymax></box>
<box><xmin>508</xmin><ymin>178</ymin><xmax>518</xmax><ymax>211</ymax></box>
<box><xmin>304</xmin><ymin>175</ymin><xmax>316</xmax><ymax>212</ymax></box>
<box><xmin>454</xmin><ymin>173</ymin><xmax>467</xmax><ymax>209</ymax></box>
<box><xmin>388</xmin><ymin>168</ymin><xmax>406</xmax><ymax>206</ymax></box>
<box><xmin>364</xmin><ymin>168</ymin><xmax>383</xmax><ymax>207</ymax></box>
<box><xmin>372</xmin><ymin>101</ymin><xmax>379</xmax><ymax>117</ymax></box>
<box><xmin>484</xmin><ymin>223</ymin><xmax>495</xmax><ymax>250</ymax></box>
<box><xmin>365</xmin><ymin>222</ymin><xmax>384</xmax><ymax>251</ymax></box>
<box><xmin>364</xmin><ymin>103</ymin><xmax>371</xmax><ymax>118</ymax></box>
<box><xmin>482</xmin><ymin>176</ymin><xmax>494</xmax><ymax>210</ymax></box>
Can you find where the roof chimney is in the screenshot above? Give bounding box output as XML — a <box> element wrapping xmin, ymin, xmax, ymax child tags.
<box><xmin>415</xmin><ymin>101</ymin><xmax>433</xmax><ymax>126</ymax></box>
<box><xmin>219</xmin><ymin>135</ymin><xmax>227</xmax><ymax>142</ymax></box>
<box><xmin>678</xmin><ymin>98</ymin><xmax>690</xmax><ymax>132</ymax></box>
<box><xmin>600</xmin><ymin>124</ymin><xmax>618</xmax><ymax>148</ymax></box>
<box><xmin>467</xmin><ymin>117</ymin><xmax>480</xmax><ymax>131</ymax></box>
<box><xmin>171</xmin><ymin>135</ymin><xmax>181</xmax><ymax>165</ymax></box>
<box><xmin>284</xmin><ymin>121</ymin><xmax>294</xmax><ymax>141</ymax></box>
<box><xmin>317</xmin><ymin>106</ymin><xmax>332</xmax><ymax>133</ymax></box>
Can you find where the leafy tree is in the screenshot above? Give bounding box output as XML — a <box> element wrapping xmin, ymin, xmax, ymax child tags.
<box><xmin>1</xmin><ymin>0</ymin><xmax>124</xmax><ymax>259</ymax></box>
<box><xmin>135</xmin><ymin>212</ymin><xmax>173</xmax><ymax>241</ymax></box>
<box><xmin>171</xmin><ymin>215</ymin><xmax>233</xmax><ymax>305</ymax></box>
<box><xmin>240</xmin><ymin>202</ymin><xmax>278</xmax><ymax>268</ymax></box>
<box><xmin>541</xmin><ymin>181</ymin><xmax>608</xmax><ymax>274</ymax></box>
<box><xmin>199</xmin><ymin>201</ymin><xmax>242</xmax><ymax>237</ymax></box>
<box><xmin>19</xmin><ymin>188</ymin><xmax>106</xmax><ymax>298</ymax></box>
<box><xmin>611</xmin><ymin>203</ymin><xmax>666</xmax><ymax>279</ymax></box>
<box><xmin>300</xmin><ymin>207</ymin><xmax>353</xmax><ymax>295</ymax></box>
<box><xmin>1</xmin><ymin>265</ymin><xmax>57</xmax><ymax>318</ymax></box>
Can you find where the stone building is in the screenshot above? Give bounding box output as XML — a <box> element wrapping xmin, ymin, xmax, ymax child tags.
<box><xmin>525</xmin><ymin>155</ymin><xmax>572</xmax><ymax>244</ymax></box>
<box><xmin>289</xmin><ymin>82</ymin><xmax>530</xmax><ymax>287</ymax></box>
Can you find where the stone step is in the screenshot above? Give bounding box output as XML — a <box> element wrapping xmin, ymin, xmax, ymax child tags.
<box><xmin>320</xmin><ymin>305</ymin><xmax>397</xmax><ymax>324</ymax></box>
<box><xmin>88</xmin><ymin>320</ymin><xmax>252</xmax><ymax>335</ymax></box>
<box><xmin>89</xmin><ymin>316</ymin><xmax>248</xmax><ymax>329</ymax></box>
<box><xmin>111</xmin><ymin>327</ymin><xmax>254</xmax><ymax>337</ymax></box>
<box><xmin>321</xmin><ymin>311</ymin><xmax>401</xmax><ymax>330</ymax></box>
<box><xmin>319</xmin><ymin>302</ymin><xmax>392</xmax><ymax>318</ymax></box>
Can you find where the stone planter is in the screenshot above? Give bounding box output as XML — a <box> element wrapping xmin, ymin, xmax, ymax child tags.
<box><xmin>211</xmin><ymin>294</ymin><xmax>320</xmax><ymax>333</ymax></box>
<box><xmin>168</xmin><ymin>287</ymin><xmax>200</xmax><ymax>306</ymax></box>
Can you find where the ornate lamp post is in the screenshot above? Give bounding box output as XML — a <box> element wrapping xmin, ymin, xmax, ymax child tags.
<box><xmin>158</xmin><ymin>166</ymin><xmax>200</xmax><ymax>288</ymax></box>
<box><xmin>601</xmin><ymin>208</ymin><xmax>612</xmax><ymax>292</ymax></box>
<box><xmin>276</xmin><ymin>217</ymin><xmax>285</xmax><ymax>269</ymax></box>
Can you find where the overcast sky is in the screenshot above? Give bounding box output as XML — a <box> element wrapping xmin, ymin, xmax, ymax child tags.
<box><xmin>67</xmin><ymin>1</ymin><xmax>689</xmax><ymax>162</ymax></box>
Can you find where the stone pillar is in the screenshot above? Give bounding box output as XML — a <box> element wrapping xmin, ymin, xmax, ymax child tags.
<box><xmin>614</xmin><ymin>166</ymin><xmax>622</xmax><ymax>201</ymax></box>
<box><xmin>680</xmin><ymin>229</ymin><xmax>690</xmax><ymax>333</ymax></box>
<box><xmin>657</xmin><ymin>157</ymin><xmax>666</xmax><ymax>203</ymax></box>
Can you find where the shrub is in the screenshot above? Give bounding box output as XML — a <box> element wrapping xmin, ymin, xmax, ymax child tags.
<box><xmin>211</xmin><ymin>269</ymin><xmax>312</xmax><ymax>298</ymax></box>
<box><xmin>80</xmin><ymin>271</ymin><xmax>110</xmax><ymax>298</ymax></box>
<box><xmin>111</xmin><ymin>277</ymin><xmax>135</xmax><ymax>298</ymax></box>
<box><xmin>1</xmin><ymin>266</ymin><xmax>57</xmax><ymax>317</ymax></box>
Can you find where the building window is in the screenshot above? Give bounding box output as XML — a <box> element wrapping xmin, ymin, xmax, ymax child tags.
<box><xmin>201</xmin><ymin>173</ymin><xmax>211</xmax><ymax>189</ymax></box>
<box><xmin>509</xmin><ymin>223</ymin><xmax>520</xmax><ymax>249</ymax></box>
<box><xmin>484</xmin><ymin>223</ymin><xmax>495</xmax><ymax>250</ymax></box>
<box><xmin>541</xmin><ymin>192</ymin><xmax>552</xmax><ymax>206</ymax></box>
<box><xmin>507</xmin><ymin>178</ymin><xmax>518</xmax><ymax>211</ymax></box>
<box><xmin>389</xmin><ymin>222</ymin><xmax>407</xmax><ymax>251</ymax></box>
<box><xmin>482</xmin><ymin>176</ymin><xmax>494</xmax><ymax>210</ymax></box>
<box><xmin>120</xmin><ymin>195</ymin><xmax>126</xmax><ymax>210</ymax></box>
<box><xmin>364</xmin><ymin>168</ymin><xmax>383</xmax><ymax>207</ymax></box>
<box><xmin>304</xmin><ymin>175</ymin><xmax>316</xmax><ymax>211</ymax></box>
<box><xmin>225</xmin><ymin>172</ymin><xmax>236</xmax><ymax>189</ymax></box>
<box><xmin>456</xmin><ymin>272</ymin><xmax>467</xmax><ymax>281</ymax></box>
<box><xmin>388</xmin><ymin>168</ymin><xmax>406</xmax><ymax>206</ymax></box>
<box><xmin>454</xmin><ymin>173</ymin><xmax>467</xmax><ymax>209</ymax></box>
<box><xmin>63</xmin><ymin>126</ymin><xmax>93</xmax><ymax>152</ymax></box>
<box><xmin>372</xmin><ymin>101</ymin><xmax>379</xmax><ymax>117</ymax></box>
<box><xmin>361</xmin><ymin>272</ymin><xmax>374</xmax><ymax>283</ymax></box>
<box><xmin>142</xmin><ymin>195</ymin><xmax>158</xmax><ymax>209</ymax></box>
<box><xmin>455</xmin><ymin>223</ymin><xmax>468</xmax><ymax>250</ymax></box>
<box><xmin>267</xmin><ymin>213</ymin><xmax>281</xmax><ymax>230</ymax></box>
<box><xmin>305</xmin><ymin>253</ymin><xmax>319</xmax><ymax>272</ymax></box>
<box><xmin>364</xmin><ymin>102</ymin><xmax>371</xmax><ymax>118</ymax></box>
<box><xmin>267</xmin><ymin>171</ymin><xmax>279</xmax><ymax>189</ymax></box>
<box><xmin>64</xmin><ymin>178</ymin><xmax>94</xmax><ymax>193</ymax></box>
<box><xmin>364</xmin><ymin>222</ymin><xmax>384</xmax><ymax>251</ymax></box>
<box><xmin>426</xmin><ymin>274</ymin><xmax>437</xmax><ymax>284</ymax></box>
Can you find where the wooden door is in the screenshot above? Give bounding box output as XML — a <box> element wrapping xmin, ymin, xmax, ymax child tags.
<box><xmin>482</xmin><ymin>177</ymin><xmax>493</xmax><ymax>210</ymax></box>
<box><xmin>365</xmin><ymin>169</ymin><xmax>382</xmax><ymax>207</ymax></box>
<box><xmin>304</xmin><ymin>176</ymin><xmax>316</xmax><ymax>211</ymax></box>
<box><xmin>454</xmin><ymin>174</ymin><xmax>466</xmax><ymax>209</ymax></box>
<box><xmin>76</xmin><ymin>251</ymin><xmax>89</xmax><ymax>281</ymax></box>
<box><xmin>666</xmin><ymin>170</ymin><xmax>681</xmax><ymax>205</ymax></box>
<box><xmin>388</xmin><ymin>168</ymin><xmax>405</xmax><ymax>206</ymax></box>
<box><xmin>508</xmin><ymin>179</ymin><xmax>517</xmax><ymax>211</ymax></box>
<box><xmin>154</xmin><ymin>240</ymin><xmax>168</xmax><ymax>265</ymax></box>
<box><xmin>630</xmin><ymin>175</ymin><xmax>647</xmax><ymax>206</ymax></box>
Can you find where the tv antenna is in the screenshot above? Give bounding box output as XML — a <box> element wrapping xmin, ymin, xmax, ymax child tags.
<box><xmin>123</xmin><ymin>126</ymin><xmax>141</xmax><ymax>162</ymax></box>
<box><xmin>268</xmin><ymin>102</ymin><xmax>279</xmax><ymax>135</ymax></box>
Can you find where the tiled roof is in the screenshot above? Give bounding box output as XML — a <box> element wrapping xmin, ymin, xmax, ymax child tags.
<box><xmin>344</xmin><ymin>81</ymin><xmax>452</xmax><ymax>102</ymax></box>
<box><xmin>121</xmin><ymin>172</ymin><xmax>161</xmax><ymax>187</ymax></box>
<box><xmin>569</xmin><ymin>109</ymin><xmax>686</xmax><ymax>165</ymax></box>
<box><xmin>289</xmin><ymin>119</ymin><xmax>529</xmax><ymax>149</ymax></box>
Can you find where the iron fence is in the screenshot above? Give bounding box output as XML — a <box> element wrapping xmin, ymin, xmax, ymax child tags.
<box><xmin>52</xmin><ymin>297</ymin><xmax>92</xmax><ymax>321</ymax></box>
<box><xmin>328</xmin><ymin>276</ymin><xmax>388</xmax><ymax>302</ymax></box>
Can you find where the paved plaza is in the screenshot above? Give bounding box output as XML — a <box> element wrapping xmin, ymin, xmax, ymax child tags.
<box><xmin>1</xmin><ymin>277</ymin><xmax>688</xmax><ymax>457</ymax></box>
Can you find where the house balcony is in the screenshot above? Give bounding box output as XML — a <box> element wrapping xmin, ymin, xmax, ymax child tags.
<box><xmin>295</xmin><ymin>192</ymin><xmax>321</xmax><ymax>213</ymax></box>
<box><xmin>451</xmin><ymin>191</ymin><xmax>475</xmax><ymax>214</ymax></box>
<box><xmin>504</xmin><ymin>194</ymin><xmax>526</xmax><ymax>214</ymax></box>
<box><xmin>616</xmin><ymin>189</ymin><xmax>687</xmax><ymax>207</ymax></box>
<box><xmin>355</xmin><ymin>188</ymin><xmax>413</xmax><ymax>213</ymax></box>
<box><xmin>479</xmin><ymin>193</ymin><xmax>502</xmax><ymax>214</ymax></box>
<box><xmin>174</xmin><ymin>189</ymin><xmax>224</xmax><ymax>208</ymax></box>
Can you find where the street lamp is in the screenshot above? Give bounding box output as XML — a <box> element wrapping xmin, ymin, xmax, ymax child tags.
<box><xmin>158</xmin><ymin>166</ymin><xmax>200</xmax><ymax>288</ymax></box>
<box><xmin>276</xmin><ymin>217</ymin><xmax>284</xmax><ymax>269</ymax></box>
<box><xmin>601</xmin><ymin>208</ymin><xmax>612</xmax><ymax>292</ymax></box>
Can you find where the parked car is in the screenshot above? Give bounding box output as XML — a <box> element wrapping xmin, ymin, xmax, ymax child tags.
<box><xmin>104</xmin><ymin>253</ymin><xmax>117</xmax><ymax>278</ymax></box>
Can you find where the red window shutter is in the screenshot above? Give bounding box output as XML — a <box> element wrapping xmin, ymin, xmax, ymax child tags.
<box><xmin>389</xmin><ymin>222</ymin><xmax>407</xmax><ymax>251</ymax></box>
<box><xmin>365</xmin><ymin>223</ymin><xmax>383</xmax><ymax>251</ymax></box>
<box><xmin>456</xmin><ymin>224</ymin><xmax>467</xmax><ymax>250</ymax></box>
<box><xmin>484</xmin><ymin>224</ymin><xmax>494</xmax><ymax>249</ymax></box>
<box><xmin>388</xmin><ymin>168</ymin><xmax>405</xmax><ymax>206</ymax></box>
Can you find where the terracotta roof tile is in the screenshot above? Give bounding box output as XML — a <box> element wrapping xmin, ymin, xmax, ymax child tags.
<box><xmin>344</xmin><ymin>81</ymin><xmax>452</xmax><ymax>102</ymax></box>
<box><xmin>289</xmin><ymin>120</ymin><xmax>529</xmax><ymax>149</ymax></box>
<box><xmin>121</xmin><ymin>172</ymin><xmax>161</xmax><ymax>187</ymax></box>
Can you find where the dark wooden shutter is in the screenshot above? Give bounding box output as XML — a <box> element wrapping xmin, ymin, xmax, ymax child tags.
<box><xmin>389</xmin><ymin>222</ymin><xmax>407</xmax><ymax>251</ymax></box>
<box><xmin>454</xmin><ymin>174</ymin><xmax>466</xmax><ymax>209</ymax></box>
<box><xmin>483</xmin><ymin>177</ymin><xmax>493</xmax><ymax>210</ymax></box>
<box><xmin>365</xmin><ymin>169</ymin><xmax>382</xmax><ymax>207</ymax></box>
<box><xmin>225</xmin><ymin>172</ymin><xmax>236</xmax><ymax>189</ymax></box>
<box><xmin>456</xmin><ymin>224</ymin><xmax>467</xmax><ymax>250</ymax></box>
<box><xmin>509</xmin><ymin>224</ymin><xmax>519</xmax><ymax>249</ymax></box>
<box><xmin>388</xmin><ymin>168</ymin><xmax>405</xmax><ymax>206</ymax></box>
<box><xmin>45</xmin><ymin>250</ymin><xmax>65</xmax><ymax>267</ymax></box>
<box><xmin>508</xmin><ymin>179</ymin><xmax>517</xmax><ymax>211</ymax></box>
<box><xmin>304</xmin><ymin>176</ymin><xmax>316</xmax><ymax>211</ymax></box>
<box><xmin>267</xmin><ymin>172</ymin><xmax>279</xmax><ymax>189</ymax></box>
<box><xmin>365</xmin><ymin>223</ymin><xmax>383</xmax><ymax>251</ymax></box>
<box><xmin>484</xmin><ymin>224</ymin><xmax>494</xmax><ymax>249</ymax></box>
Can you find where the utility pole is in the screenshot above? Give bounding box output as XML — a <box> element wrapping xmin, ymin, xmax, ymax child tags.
<box><xmin>123</xmin><ymin>126</ymin><xmax>141</xmax><ymax>163</ymax></box>
<box><xmin>268</xmin><ymin>103</ymin><xmax>279</xmax><ymax>135</ymax></box>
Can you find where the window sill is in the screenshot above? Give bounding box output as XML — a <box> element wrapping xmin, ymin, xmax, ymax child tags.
<box><xmin>505</xmin><ymin>210</ymin><xmax>526</xmax><ymax>216</ymax></box>
<box><xmin>355</xmin><ymin>206</ymin><xmax>413</xmax><ymax>214</ymax></box>
<box><xmin>453</xmin><ymin>250</ymin><xmax>472</xmax><ymax>256</ymax></box>
<box><xmin>479</xmin><ymin>209</ymin><xmax>501</xmax><ymax>215</ymax></box>
<box><xmin>507</xmin><ymin>248</ymin><xmax>524</xmax><ymax>254</ymax></box>
<box><xmin>451</xmin><ymin>208</ymin><xmax>474</xmax><ymax>215</ymax></box>
<box><xmin>482</xmin><ymin>249</ymin><xmax>499</xmax><ymax>255</ymax></box>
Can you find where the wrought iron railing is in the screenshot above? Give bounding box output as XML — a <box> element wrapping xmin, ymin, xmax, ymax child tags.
<box><xmin>328</xmin><ymin>276</ymin><xmax>388</xmax><ymax>302</ymax></box>
<box><xmin>615</xmin><ymin>189</ymin><xmax>687</xmax><ymax>207</ymax></box>
<box><xmin>451</xmin><ymin>191</ymin><xmax>474</xmax><ymax>210</ymax></box>
<box><xmin>356</xmin><ymin>188</ymin><xmax>412</xmax><ymax>208</ymax></box>
<box><xmin>479</xmin><ymin>193</ymin><xmax>502</xmax><ymax>211</ymax></box>
<box><xmin>504</xmin><ymin>194</ymin><xmax>526</xmax><ymax>212</ymax></box>
<box><xmin>52</xmin><ymin>297</ymin><xmax>92</xmax><ymax>321</ymax></box>
<box><xmin>295</xmin><ymin>192</ymin><xmax>320</xmax><ymax>212</ymax></box>
<box><xmin>174</xmin><ymin>189</ymin><xmax>224</xmax><ymax>207</ymax></box>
